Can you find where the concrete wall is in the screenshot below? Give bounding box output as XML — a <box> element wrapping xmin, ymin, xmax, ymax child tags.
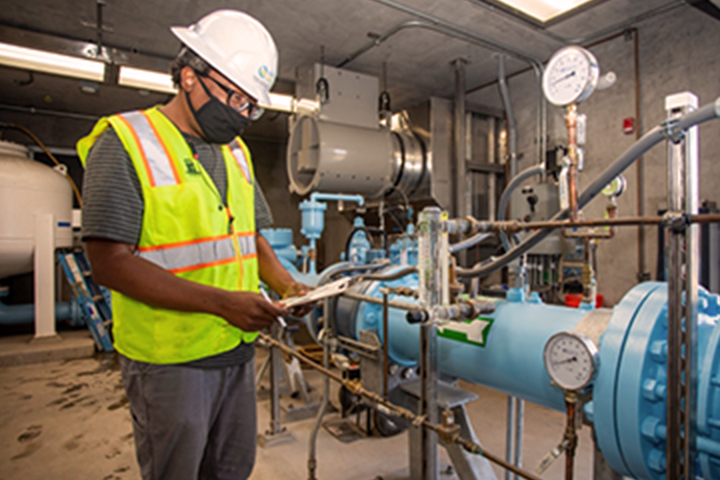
<box><xmin>467</xmin><ymin>6</ymin><xmax>720</xmax><ymax>305</ymax></box>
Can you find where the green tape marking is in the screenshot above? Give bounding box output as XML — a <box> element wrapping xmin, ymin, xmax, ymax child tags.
<box><xmin>437</xmin><ymin>316</ymin><xmax>494</xmax><ymax>347</ymax></box>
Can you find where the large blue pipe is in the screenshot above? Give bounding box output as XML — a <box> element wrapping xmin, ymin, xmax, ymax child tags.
<box><xmin>329</xmin><ymin>268</ymin><xmax>720</xmax><ymax>480</ymax></box>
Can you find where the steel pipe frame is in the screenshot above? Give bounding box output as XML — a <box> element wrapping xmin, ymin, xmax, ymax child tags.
<box><xmin>665</xmin><ymin>93</ymin><xmax>700</xmax><ymax>480</ymax></box>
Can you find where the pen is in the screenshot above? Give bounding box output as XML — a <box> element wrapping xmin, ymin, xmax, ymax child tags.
<box><xmin>259</xmin><ymin>288</ymin><xmax>287</xmax><ymax>328</ymax></box>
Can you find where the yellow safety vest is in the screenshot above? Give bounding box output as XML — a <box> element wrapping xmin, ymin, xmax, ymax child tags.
<box><xmin>77</xmin><ymin>106</ymin><xmax>260</xmax><ymax>364</ymax></box>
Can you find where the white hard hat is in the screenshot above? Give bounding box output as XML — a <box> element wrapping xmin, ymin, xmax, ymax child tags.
<box><xmin>171</xmin><ymin>9</ymin><xmax>278</xmax><ymax>106</ymax></box>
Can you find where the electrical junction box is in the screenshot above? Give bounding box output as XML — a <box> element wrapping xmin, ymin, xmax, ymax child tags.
<box><xmin>295</xmin><ymin>63</ymin><xmax>379</xmax><ymax>129</ymax></box>
<box><xmin>509</xmin><ymin>182</ymin><xmax>563</xmax><ymax>255</ymax></box>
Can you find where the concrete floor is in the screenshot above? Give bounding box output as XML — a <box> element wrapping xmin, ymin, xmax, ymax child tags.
<box><xmin>0</xmin><ymin>342</ymin><xmax>596</xmax><ymax>480</ymax></box>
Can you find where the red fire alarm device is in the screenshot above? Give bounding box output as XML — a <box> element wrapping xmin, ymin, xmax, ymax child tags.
<box><xmin>623</xmin><ymin>117</ymin><xmax>635</xmax><ymax>135</ymax></box>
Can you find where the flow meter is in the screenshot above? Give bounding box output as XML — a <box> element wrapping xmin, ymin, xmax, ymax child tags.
<box><xmin>542</xmin><ymin>46</ymin><xmax>600</xmax><ymax>107</ymax></box>
<box><xmin>543</xmin><ymin>331</ymin><xmax>599</xmax><ymax>390</ymax></box>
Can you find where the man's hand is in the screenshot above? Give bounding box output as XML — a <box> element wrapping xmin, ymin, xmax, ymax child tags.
<box><xmin>215</xmin><ymin>291</ymin><xmax>288</xmax><ymax>332</ymax></box>
<box><xmin>280</xmin><ymin>282</ymin><xmax>315</xmax><ymax>317</ymax></box>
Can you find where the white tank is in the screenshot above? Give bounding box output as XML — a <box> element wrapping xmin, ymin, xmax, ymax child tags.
<box><xmin>0</xmin><ymin>140</ymin><xmax>73</xmax><ymax>279</ymax></box>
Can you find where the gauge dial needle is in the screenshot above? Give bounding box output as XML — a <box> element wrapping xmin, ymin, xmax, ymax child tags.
<box><xmin>552</xmin><ymin>70</ymin><xmax>576</xmax><ymax>85</ymax></box>
<box><xmin>553</xmin><ymin>356</ymin><xmax>578</xmax><ymax>366</ymax></box>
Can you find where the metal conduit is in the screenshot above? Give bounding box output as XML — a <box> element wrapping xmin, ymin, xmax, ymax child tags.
<box><xmin>498</xmin><ymin>55</ymin><xmax>518</xmax><ymax>179</ymax></box>
<box><xmin>365</xmin><ymin>0</ymin><xmax>541</xmax><ymax>64</ymax></box>
<box><xmin>457</xmin><ymin>98</ymin><xmax>720</xmax><ymax>278</ymax></box>
<box><xmin>496</xmin><ymin>164</ymin><xmax>545</xmax><ymax>251</ymax></box>
<box><xmin>339</xmin><ymin>8</ymin><xmax>548</xmax><ymax>191</ymax></box>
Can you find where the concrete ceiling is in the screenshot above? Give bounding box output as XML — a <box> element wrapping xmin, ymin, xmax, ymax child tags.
<box><xmin>0</xmin><ymin>0</ymin><xmax>693</xmax><ymax>124</ymax></box>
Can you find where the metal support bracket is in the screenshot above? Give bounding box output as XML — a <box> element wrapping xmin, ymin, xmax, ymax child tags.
<box><xmin>661</xmin><ymin>211</ymin><xmax>690</xmax><ymax>233</ymax></box>
<box><xmin>661</xmin><ymin>117</ymin><xmax>686</xmax><ymax>144</ymax></box>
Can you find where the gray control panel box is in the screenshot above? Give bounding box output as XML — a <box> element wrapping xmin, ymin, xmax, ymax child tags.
<box><xmin>509</xmin><ymin>182</ymin><xmax>562</xmax><ymax>255</ymax></box>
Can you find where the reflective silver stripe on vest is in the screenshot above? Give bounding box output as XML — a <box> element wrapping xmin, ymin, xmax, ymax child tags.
<box><xmin>137</xmin><ymin>237</ymin><xmax>236</xmax><ymax>271</ymax></box>
<box><xmin>237</xmin><ymin>235</ymin><xmax>257</xmax><ymax>257</ymax></box>
<box><xmin>122</xmin><ymin>111</ymin><xmax>178</xmax><ymax>187</ymax></box>
<box><xmin>229</xmin><ymin>140</ymin><xmax>252</xmax><ymax>184</ymax></box>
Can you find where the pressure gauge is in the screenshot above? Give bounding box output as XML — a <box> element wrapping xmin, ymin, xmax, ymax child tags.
<box><xmin>542</xmin><ymin>46</ymin><xmax>600</xmax><ymax>107</ymax></box>
<box><xmin>543</xmin><ymin>331</ymin><xmax>599</xmax><ymax>390</ymax></box>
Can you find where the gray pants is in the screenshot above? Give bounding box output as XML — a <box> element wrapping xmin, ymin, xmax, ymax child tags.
<box><xmin>119</xmin><ymin>355</ymin><xmax>257</xmax><ymax>480</ymax></box>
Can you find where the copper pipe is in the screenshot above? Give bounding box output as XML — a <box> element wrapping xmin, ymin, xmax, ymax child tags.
<box><xmin>382</xmin><ymin>292</ymin><xmax>390</xmax><ymax>399</ymax></box>
<box><xmin>565</xmin><ymin>104</ymin><xmax>580</xmax><ymax>221</ymax></box>
<box><xmin>473</xmin><ymin>213</ymin><xmax>720</xmax><ymax>233</ymax></box>
<box><xmin>564</xmin><ymin>392</ymin><xmax>578</xmax><ymax>480</ymax></box>
<box><xmin>257</xmin><ymin>332</ymin><xmax>544</xmax><ymax>480</ymax></box>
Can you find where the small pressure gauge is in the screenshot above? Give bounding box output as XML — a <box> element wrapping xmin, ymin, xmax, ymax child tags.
<box><xmin>542</xmin><ymin>46</ymin><xmax>600</xmax><ymax>107</ymax></box>
<box><xmin>543</xmin><ymin>331</ymin><xmax>599</xmax><ymax>390</ymax></box>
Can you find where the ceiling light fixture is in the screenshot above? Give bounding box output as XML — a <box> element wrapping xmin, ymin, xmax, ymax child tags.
<box><xmin>118</xmin><ymin>66</ymin><xmax>295</xmax><ymax>113</ymax></box>
<box><xmin>0</xmin><ymin>41</ymin><xmax>105</xmax><ymax>82</ymax></box>
<box><xmin>118</xmin><ymin>66</ymin><xmax>178</xmax><ymax>94</ymax></box>
<box><xmin>493</xmin><ymin>0</ymin><xmax>595</xmax><ymax>22</ymax></box>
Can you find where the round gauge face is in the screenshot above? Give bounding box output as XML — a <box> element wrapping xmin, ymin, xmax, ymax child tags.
<box><xmin>543</xmin><ymin>332</ymin><xmax>598</xmax><ymax>390</ymax></box>
<box><xmin>542</xmin><ymin>46</ymin><xmax>600</xmax><ymax>107</ymax></box>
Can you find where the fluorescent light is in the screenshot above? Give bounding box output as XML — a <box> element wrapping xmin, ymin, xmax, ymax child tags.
<box><xmin>118</xmin><ymin>66</ymin><xmax>295</xmax><ymax>113</ymax></box>
<box><xmin>118</xmin><ymin>66</ymin><xmax>178</xmax><ymax>94</ymax></box>
<box><xmin>494</xmin><ymin>0</ymin><xmax>595</xmax><ymax>22</ymax></box>
<box><xmin>0</xmin><ymin>42</ymin><xmax>105</xmax><ymax>81</ymax></box>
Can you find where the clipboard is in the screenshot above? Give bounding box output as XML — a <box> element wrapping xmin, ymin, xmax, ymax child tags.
<box><xmin>280</xmin><ymin>277</ymin><xmax>354</xmax><ymax>309</ymax></box>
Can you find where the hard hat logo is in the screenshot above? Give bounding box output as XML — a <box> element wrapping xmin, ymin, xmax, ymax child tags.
<box><xmin>258</xmin><ymin>65</ymin><xmax>275</xmax><ymax>85</ymax></box>
<box><xmin>171</xmin><ymin>9</ymin><xmax>279</xmax><ymax>106</ymax></box>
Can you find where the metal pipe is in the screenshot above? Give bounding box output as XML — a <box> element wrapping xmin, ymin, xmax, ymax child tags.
<box><xmin>310</xmin><ymin>192</ymin><xmax>365</xmax><ymax>206</ymax></box>
<box><xmin>467</xmin><ymin>213</ymin><xmax>720</xmax><ymax>232</ymax></box>
<box><xmin>364</xmin><ymin>1</ymin><xmax>540</xmax><ymax>64</ymax></box>
<box><xmin>267</xmin><ymin>324</ymin><xmax>283</xmax><ymax>436</ymax></box>
<box><xmin>456</xmin><ymin>98</ymin><xmax>720</xmax><ymax>278</ymax></box>
<box><xmin>496</xmin><ymin>164</ymin><xmax>545</xmax><ymax>251</ymax></box>
<box><xmin>514</xmin><ymin>398</ymin><xmax>524</xmax><ymax>480</ymax></box>
<box><xmin>454</xmin><ymin>58</ymin><xmax>468</xmax><ymax>221</ymax></box>
<box><xmin>361</xmin><ymin>266</ymin><xmax>417</xmax><ymax>281</ymax></box>
<box><xmin>665</xmin><ymin>92</ymin><xmax>700</xmax><ymax>479</ymax></box>
<box><xmin>498</xmin><ymin>55</ymin><xmax>518</xmax><ymax>179</ymax></box>
<box><xmin>343</xmin><ymin>290</ymin><xmax>419</xmax><ymax>311</ymax></box>
<box><xmin>0</xmin><ymin>103</ymin><xmax>100</xmax><ymax>122</ymax></box>
<box><xmin>633</xmin><ymin>28</ymin><xmax>648</xmax><ymax>282</ymax></box>
<box><xmin>565</xmin><ymin>104</ymin><xmax>580</xmax><ymax>221</ymax></box>
<box><xmin>0</xmin><ymin>301</ymin><xmax>79</xmax><ymax>325</ymax></box>
<box><xmin>505</xmin><ymin>396</ymin><xmax>516</xmax><ymax>480</ymax></box>
<box><xmin>382</xmin><ymin>292</ymin><xmax>390</xmax><ymax>399</ymax></box>
<box><xmin>307</xmin><ymin>300</ymin><xmax>332</xmax><ymax>480</ymax></box>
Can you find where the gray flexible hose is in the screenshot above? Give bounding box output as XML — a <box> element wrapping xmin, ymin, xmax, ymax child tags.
<box><xmin>458</xmin><ymin>98</ymin><xmax>720</xmax><ymax>278</ymax></box>
<box><xmin>449</xmin><ymin>232</ymin><xmax>494</xmax><ymax>254</ymax></box>
<box><xmin>496</xmin><ymin>164</ymin><xmax>545</xmax><ymax>251</ymax></box>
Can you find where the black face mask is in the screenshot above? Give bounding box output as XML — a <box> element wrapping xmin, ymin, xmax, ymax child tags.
<box><xmin>186</xmin><ymin>79</ymin><xmax>251</xmax><ymax>144</ymax></box>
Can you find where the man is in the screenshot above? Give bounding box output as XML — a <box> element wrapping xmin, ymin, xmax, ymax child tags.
<box><xmin>77</xmin><ymin>10</ymin><xmax>307</xmax><ymax>480</ymax></box>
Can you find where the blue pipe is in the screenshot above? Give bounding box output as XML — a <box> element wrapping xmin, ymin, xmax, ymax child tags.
<box><xmin>337</xmin><ymin>271</ymin><xmax>720</xmax><ymax>480</ymax></box>
<box><xmin>349</xmin><ymin>271</ymin><xmax>585</xmax><ymax>410</ymax></box>
<box><xmin>309</xmin><ymin>192</ymin><xmax>365</xmax><ymax>206</ymax></box>
<box><xmin>0</xmin><ymin>300</ymin><xmax>82</xmax><ymax>326</ymax></box>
